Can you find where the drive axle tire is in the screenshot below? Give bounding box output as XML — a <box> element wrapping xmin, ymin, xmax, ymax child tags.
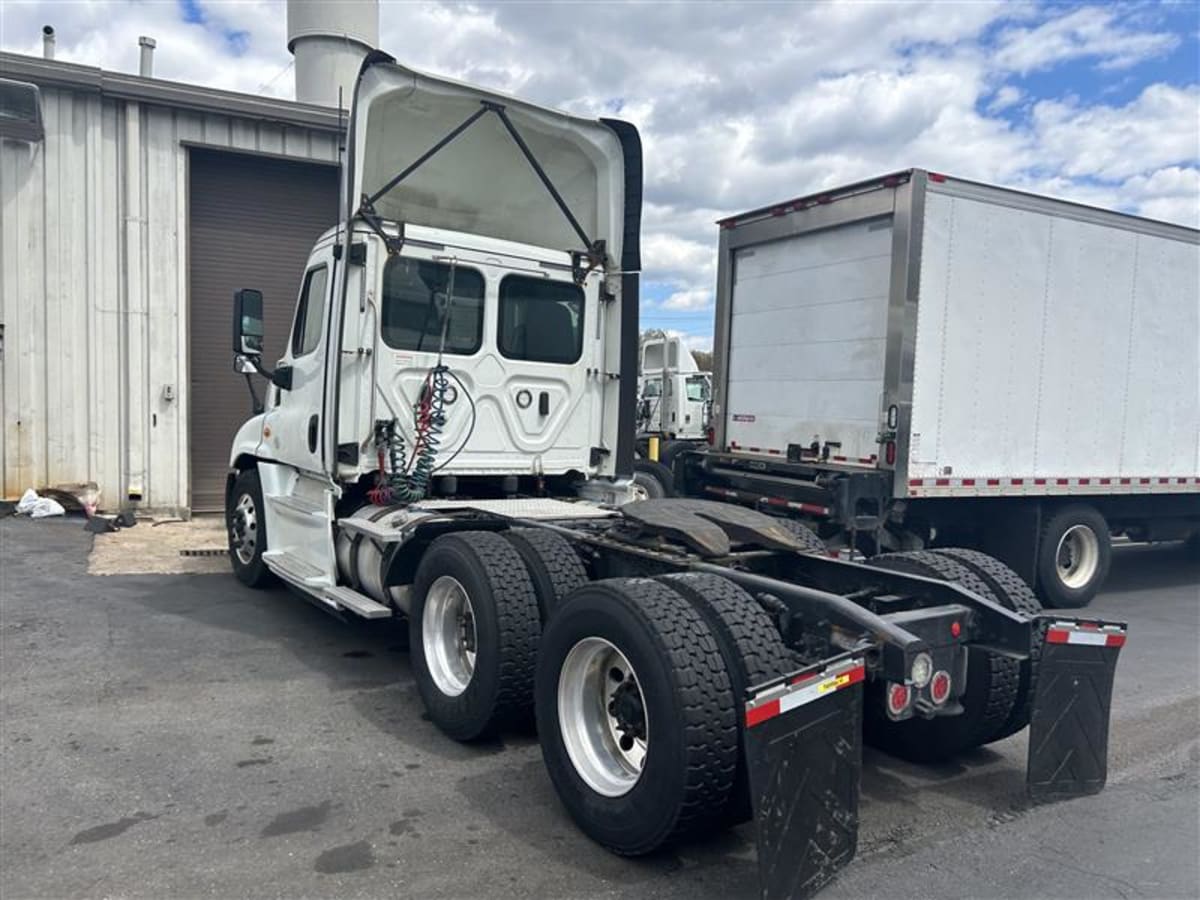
<box><xmin>933</xmin><ymin>547</ymin><xmax>1044</xmax><ymax>742</ymax></box>
<box><xmin>536</xmin><ymin>578</ymin><xmax>737</xmax><ymax>855</ymax></box>
<box><xmin>657</xmin><ymin>572</ymin><xmax>798</xmax><ymax>825</ymax></box>
<box><xmin>227</xmin><ymin>467</ymin><xmax>276</xmax><ymax>589</ymax></box>
<box><xmin>1036</xmin><ymin>505</ymin><xmax>1111</xmax><ymax>608</ymax></box>
<box><xmin>410</xmin><ymin>532</ymin><xmax>540</xmax><ymax>741</ymax></box>
<box><xmin>503</xmin><ymin>528</ymin><xmax>588</xmax><ymax>621</ymax></box>
<box><xmin>631</xmin><ymin>460</ymin><xmax>675</xmax><ymax>500</ymax></box>
<box><xmin>864</xmin><ymin>551</ymin><xmax>1019</xmax><ymax>762</ymax></box>
<box><xmin>775</xmin><ymin>517</ymin><xmax>826</xmax><ymax>554</ymax></box>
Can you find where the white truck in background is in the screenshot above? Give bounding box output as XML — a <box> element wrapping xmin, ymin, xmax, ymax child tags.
<box><xmin>679</xmin><ymin>169</ymin><xmax>1200</xmax><ymax>607</ymax></box>
<box><xmin>631</xmin><ymin>335</ymin><xmax>712</xmax><ymax>497</ymax></box>
<box><xmin>223</xmin><ymin>57</ymin><xmax>1129</xmax><ymax>899</ymax></box>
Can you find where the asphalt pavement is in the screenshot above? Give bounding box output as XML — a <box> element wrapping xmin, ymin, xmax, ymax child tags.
<box><xmin>1</xmin><ymin>519</ymin><xmax>1197</xmax><ymax>899</ymax></box>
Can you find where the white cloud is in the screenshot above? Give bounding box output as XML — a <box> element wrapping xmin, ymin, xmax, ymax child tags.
<box><xmin>2</xmin><ymin>0</ymin><xmax>1195</xmax><ymax>342</ymax></box>
<box><xmin>994</xmin><ymin>7</ymin><xmax>1180</xmax><ymax>75</ymax></box>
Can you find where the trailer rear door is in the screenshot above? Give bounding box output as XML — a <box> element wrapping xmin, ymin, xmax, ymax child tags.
<box><xmin>724</xmin><ymin>217</ymin><xmax>893</xmax><ymax>464</ymax></box>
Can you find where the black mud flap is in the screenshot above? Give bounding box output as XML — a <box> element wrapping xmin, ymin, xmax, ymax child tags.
<box><xmin>1027</xmin><ymin>618</ymin><xmax>1127</xmax><ymax>802</ymax></box>
<box><xmin>743</xmin><ymin>652</ymin><xmax>866</xmax><ymax>900</ymax></box>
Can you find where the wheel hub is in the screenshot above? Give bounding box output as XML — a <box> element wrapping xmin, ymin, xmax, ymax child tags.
<box><xmin>1056</xmin><ymin>524</ymin><xmax>1100</xmax><ymax>589</ymax></box>
<box><xmin>558</xmin><ymin>637</ymin><xmax>648</xmax><ymax>797</ymax></box>
<box><xmin>230</xmin><ymin>493</ymin><xmax>258</xmax><ymax>565</ymax></box>
<box><xmin>422</xmin><ymin>575</ymin><xmax>477</xmax><ymax>697</ymax></box>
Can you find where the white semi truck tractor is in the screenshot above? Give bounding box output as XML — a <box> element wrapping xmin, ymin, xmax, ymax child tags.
<box><xmin>225</xmin><ymin>55</ymin><xmax>1128</xmax><ymax>899</ymax></box>
<box><xmin>679</xmin><ymin>170</ymin><xmax>1200</xmax><ymax>608</ymax></box>
<box><xmin>632</xmin><ymin>335</ymin><xmax>713</xmax><ymax>498</ymax></box>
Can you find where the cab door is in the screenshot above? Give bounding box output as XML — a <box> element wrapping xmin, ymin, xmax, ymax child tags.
<box><xmin>263</xmin><ymin>246</ymin><xmax>335</xmax><ymax>476</ymax></box>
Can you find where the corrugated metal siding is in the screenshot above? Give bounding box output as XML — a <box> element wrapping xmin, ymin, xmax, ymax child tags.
<box><xmin>188</xmin><ymin>150</ymin><xmax>338</xmax><ymax>511</ymax></box>
<box><xmin>0</xmin><ymin>81</ymin><xmax>339</xmax><ymax>513</ymax></box>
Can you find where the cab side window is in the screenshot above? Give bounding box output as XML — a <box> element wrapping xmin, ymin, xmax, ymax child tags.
<box><xmin>291</xmin><ymin>266</ymin><xmax>329</xmax><ymax>357</ymax></box>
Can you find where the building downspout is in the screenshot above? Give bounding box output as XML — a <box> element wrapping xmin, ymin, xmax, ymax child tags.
<box><xmin>123</xmin><ymin>100</ymin><xmax>147</xmax><ymax>507</ymax></box>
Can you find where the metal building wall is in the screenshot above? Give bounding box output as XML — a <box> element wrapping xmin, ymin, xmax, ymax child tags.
<box><xmin>0</xmin><ymin>76</ymin><xmax>340</xmax><ymax>513</ymax></box>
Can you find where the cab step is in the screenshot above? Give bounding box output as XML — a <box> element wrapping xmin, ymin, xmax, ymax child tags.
<box><xmin>324</xmin><ymin>586</ymin><xmax>393</xmax><ymax>619</ymax></box>
<box><xmin>267</xmin><ymin>493</ymin><xmax>326</xmax><ymax>517</ymax></box>
<box><xmin>262</xmin><ymin>550</ymin><xmax>328</xmax><ymax>586</ymax></box>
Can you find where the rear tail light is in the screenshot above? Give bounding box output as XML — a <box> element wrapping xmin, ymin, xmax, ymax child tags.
<box><xmin>886</xmin><ymin>683</ymin><xmax>911</xmax><ymax>717</ymax></box>
<box><xmin>885</xmin><ymin>440</ymin><xmax>896</xmax><ymax>465</ymax></box>
<box><xmin>930</xmin><ymin>671</ymin><xmax>952</xmax><ymax>705</ymax></box>
<box><xmin>705</xmin><ymin>427</ymin><xmax>715</xmax><ymax>445</ymax></box>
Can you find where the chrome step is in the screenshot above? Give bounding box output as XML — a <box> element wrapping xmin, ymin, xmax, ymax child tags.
<box><xmin>262</xmin><ymin>550</ymin><xmax>329</xmax><ymax>587</ymax></box>
<box><xmin>324</xmin><ymin>585</ymin><xmax>393</xmax><ymax>619</ymax></box>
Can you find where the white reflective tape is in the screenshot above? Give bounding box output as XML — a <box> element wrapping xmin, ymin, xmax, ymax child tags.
<box><xmin>1064</xmin><ymin>631</ymin><xmax>1108</xmax><ymax>646</ymax></box>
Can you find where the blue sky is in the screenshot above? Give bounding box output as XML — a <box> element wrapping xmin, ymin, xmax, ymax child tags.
<box><xmin>2</xmin><ymin>0</ymin><xmax>1197</xmax><ymax>351</ymax></box>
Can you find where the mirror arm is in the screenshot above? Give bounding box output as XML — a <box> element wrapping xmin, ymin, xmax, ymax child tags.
<box><xmin>243</xmin><ymin>373</ymin><xmax>264</xmax><ymax>416</ymax></box>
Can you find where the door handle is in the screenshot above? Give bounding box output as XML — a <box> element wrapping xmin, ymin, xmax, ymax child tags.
<box><xmin>538</xmin><ymin>392</ymin><xmax>550</xmax><ymax>416</ymax></box>
<box><xmin>308</xmin><ymin>415</ymin><xmax>319</xmax><ymax>453</ymax></box>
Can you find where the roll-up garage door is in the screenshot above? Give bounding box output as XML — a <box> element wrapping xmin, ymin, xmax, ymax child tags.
<box><xmin>188</xmin><ymin>149</ymin><xmax>338</xmax><ymax>511</ymax></box>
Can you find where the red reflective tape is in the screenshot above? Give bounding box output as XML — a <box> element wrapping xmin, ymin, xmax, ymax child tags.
<box><xmin>1079</xmin><ymin>478</ymin><xmax>1090</xmax><ymax>485</ymax></box>
<box><xmin>790</xmin><ymin>670</ymin><xmax>819</xmax><ymax>686</ymax></box>
<box><xmin>1056</xmin><ymin>478</ymin><xmax>1070</xmax><ymax>485</ymax></box>
<box><xmin>1046</xmin><ymin>629</ymin><xmax>1070</xmax><ymax>644</ymax></box>
<box><xmin>1100</xmin><ymin>478</ymin><xmax>1111</xmax><ymax>485</ymax></box>
<box><xmin>962</xmin><ymin>478</ymin><xmax>976</xmax><ymax>486</ymax></box>
<box><xmin>1120</xmin><ymin>478</ymin><xmax>1132</xmax><ymax>485</ymax></box>
<box><xmin>987</xmin><ymin>478</ymin><xmax>1001</xmax><ymax>486</ymax></box>
<box><xmin>765</xmin><ymin>496</ymin><xmax>787</xmax><ymax>507</ymax></box>
<box><xmin>1178</xmin><ymin>477</ymin><xmax>1188</xmax><ymax>484</ymax></box>
<box><xmin>1106</xmin><ymin>633</ymin><xmax>1126</xmax><ymax>648</ymax></box>
<box><xmin>910</xmin><ymin>479</ymin><xmax>924</xmax><ymax>486</ymax></box>
<box><xmin>1035</xmin><ymin>478</ymin><xmax>1047</xmax><ymax>485</ymax></box>
<box><xmin>1140</xmin><ymin>478</ymin><xmax>1151</xmax><ymax>484</ymax></box>
<box><xmin>844</xmin><ymin>663</ymin><xmax>866</xmax><ymax>686</ymax></box>
<box><xmin>935</xmin><ymin>478</ymin><xmax>951</xmax><ymax>486</ymax></box>
<box><xmin>745</xmin><ymin>699</ymin><xmax>780</xmax><ymax>728</ymax></box>
<box><xmin>1159</xmin><ymin>477</ymin><xmax>1170</xmax><ymax>484</ymax></box>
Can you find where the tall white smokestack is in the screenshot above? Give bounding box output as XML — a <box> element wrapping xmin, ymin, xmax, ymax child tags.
<box><xmin>286</xmin><ymin>0</ymin><xmax>379</xmax><ymax>107</ymax></box>
<box><xmin>42</xmin><ymin>25</ymin><xmax>55</xmax><ymax>60</ymax></box>
<box><xmin>139</xmin><ymin>36</ymin><xmax>156</xmax><ymax>78</ymax></box>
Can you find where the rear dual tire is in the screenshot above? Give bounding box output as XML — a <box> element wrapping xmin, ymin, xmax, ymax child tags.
<box><xmin>536</xmin><ymin>579</ymin><xmax>739</xmax><ymax>854</ymax></box>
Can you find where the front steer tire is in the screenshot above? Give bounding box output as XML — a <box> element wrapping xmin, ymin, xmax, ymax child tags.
<box><xmin>410</xmin><ymin>532</ymin><xmax>540</xmax><ymax>741</ymax></box>
<box><xmin>536</xmin><ymin>578</ymin><xmax>738</xmax><ymax>855</ymax></box>
<box><xmin>227</xmin><ymin>467</ymin><xmax>276</xmax><ymax>589</ymax></box>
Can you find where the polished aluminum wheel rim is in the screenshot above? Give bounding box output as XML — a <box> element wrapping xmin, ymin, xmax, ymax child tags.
<box><xmin>557</xmin><ymin>637</ymin><xmax>647</xmax><ymax>797</ymax></box>
<box><xmin>422</xmin><ymin>575</ymin><xmax>477</xmax><ymax>697</ymax></box>
<box><xmin>1056</xmin><ymin>524</ymin><xmax>1100</xmax><ymax>589</ymax></box>
<box><xmin>230</xmin><ymin>493</ymin><xmax>258</xmax><ymax>565</ymax></box>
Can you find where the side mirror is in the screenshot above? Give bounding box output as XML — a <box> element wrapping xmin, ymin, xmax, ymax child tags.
<box><xmin>233</xmin><ymin>288</ymin><xmax>265</xmax><ymax>357</ymax></box>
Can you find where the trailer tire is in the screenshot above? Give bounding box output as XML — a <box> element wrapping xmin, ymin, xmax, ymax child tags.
<box><xmin>775</xmin><ymin>517</ymin><xmax>827</xmax><ymax>554</ymax></box>
<box><xmin>1036</xmin><ymin>505</ymin><xmax>1111</xmax><ymax>608</ymax></box>
<box><xmin>502</xmin><ymin>528</ymin><xmax>589</xmax><ymax>621</ymax></box>
<box><xmin>931</xmin><ymin>548</ymin><xmax>1043</xmax><ymax>742</ymax></box>
<box><xmin>227</xmin><ymin>467</ymin><xmax>276</xmax><ymax>589</ymax></box>
<box><xmin>659</xmin><ymin>440</ymin><xmax>698</xmax><ymax>470</ymax></box>
<box><xmin>657</xmin><ymin>572</ymin><xmax>798</xmax><ymax>825</ymax></box>
<box><xmin>631</xmin><ymin>460</ymin><xmax>675</xmax><ymax>500</ymax></box>
<box><xmin>410</xmin><ymin>532</ymin><xmax>540</xmax><ymax>741</ymax></box>
<box><xmin>863</xmin><ymin>551</ymin><xmax>1019</xmax><ymax>761</ymax></box>
<box><xmin>536</xmin><ymin>578</ymin><xmax>737</xmax><ymax>854</ymax></box>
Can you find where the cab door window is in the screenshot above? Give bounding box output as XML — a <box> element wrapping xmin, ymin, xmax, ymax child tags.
<box><xmin>291</xmin><ymin>266</ymin><xmax>329</xmax><ymax>357</ymax></box>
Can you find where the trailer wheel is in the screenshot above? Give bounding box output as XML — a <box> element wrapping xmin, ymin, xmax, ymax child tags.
<box><xmin>630</xmin><ymin>460</ymin><xmax>675</xmax><ymax>500</ymax></box>
<box><xmin>410</xmin><ymin>532</ymin><xmax>540</xmax><ymax>741</ymax></box>
<box><xmin>657</xmin><ymin>572</ymin><xmax>798</xmax><ymax>825</ymax></box>
<box><xmin>931</xmin><ymin>548</ymin><xmax>1043</xmax><ymax>742</ymax></box>
<box><xmin>536</xmin><ymin>578</ymin><xmax>737</xmax><ymax>854</ymax></box>
<box><xmin>502</xmin><ymin>528</ymin><xmax>588</xmax><ymax>621</ymax></box>
<box><xmin>659</xmin><ymin>440</ymin><xmax>698</xmax><ymax>470</ymax></box>
<box><xmin>227</xmin><ymin>467</ymin><xmax>276</xmax><ymax>589</ymax></box>
<box><xmin>863</xmin><ymin>551</ymin><xmax>1019</xmax><ymax>761</ymax></box>
<box><xmin>775</xmin><ymin>517</ymin><xmax>827</xmax><ymax>554</ymax></box>
<box><xmin>1037</xmin><ymin>505</ymin><xmax>1111</xmax><ymax>608</ymax></box>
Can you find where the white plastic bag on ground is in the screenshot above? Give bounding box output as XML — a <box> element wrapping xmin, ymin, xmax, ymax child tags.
<box><xmin>30</xmin><ymin>497</ymin><xmax>66</xmax><ymax>518</ymax></box>
<box><xmin>15</xmin><ymin>488</ymin><xmax>66</xmax><ymax>518</ymax></box>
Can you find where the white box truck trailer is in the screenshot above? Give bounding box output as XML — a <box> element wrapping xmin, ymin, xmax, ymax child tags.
<box><xmin>224</xmin><ymin>59</ymin><xmax>1127</xmax><ymax>898</ymax></box>
<box><xmin>681</xmin><ymin>169</ymin><xmax>1200</xmax><ymax>607</ymax></box>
